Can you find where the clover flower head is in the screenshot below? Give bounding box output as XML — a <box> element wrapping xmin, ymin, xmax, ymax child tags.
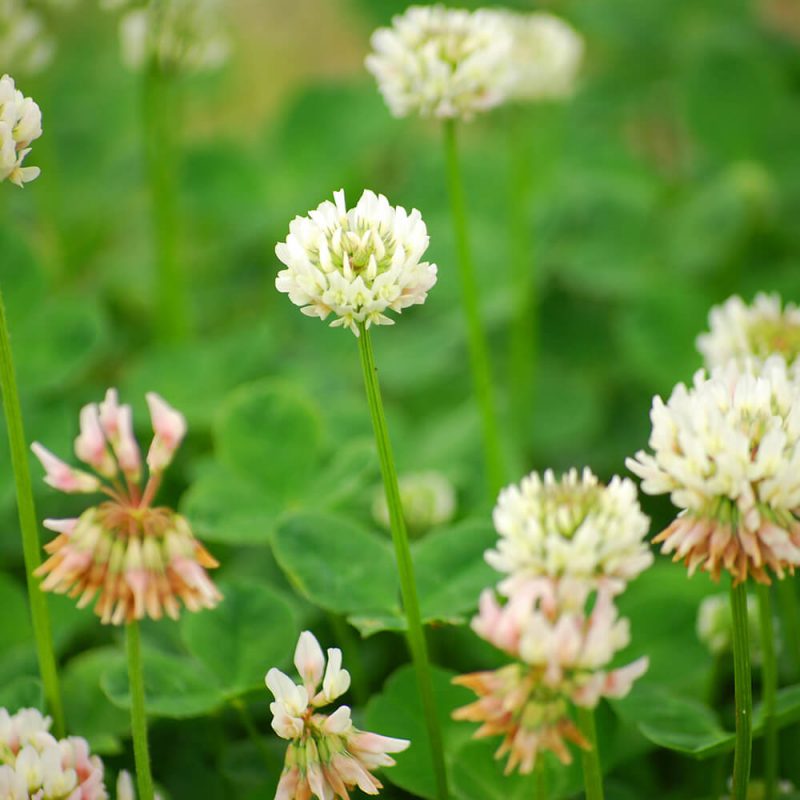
<box><xmin>372</xmin><ymin>471</ymin><xmax>456</xmax><ymax>534</ymax></box>
<box><xmin>275</xmin><ymin>189</ymin><xmax>437</xmax><ymax>336</ymax></box>
<box><xmin>698</xmin><ymin>292</ymin><xmax>800</xmax><ymax>373</ymax></box>
<box><xmin>109</xmin><ymin>0</ymin><xmax>229</xmax><ymax>73</ymax></box>
<box><xmin>266</xmin><ymin>630</ymin><xmax>409</xmax><ymax>799</ymax></box>
<box><xmin>365</xmin><ymin>4</ymin><xmax>513</xmax><ymax>120</ymax></box>
<box><xmin>0</xmin><ymin>74</ymin><xmax>41</xmax><ymax>187</ymax></box>
<box><xmin>491</xmin><ymin>11</ymin><xmax>584</xmax><ymax>101</ymax></box>
<box><xmin>453</xmin><ymin>578</ymin><xmax>647</xmax><ymax>774</ymax></box>
<box><xmin>0</xmin><ymin>0</ymin><xmax>54</xmax><ymax>76</ymax></box>
<box><xmin>488</xmin><ymin>467</ymin><xmax>652</xmax><ymax>591</ymax></box>
<box><xmin>0</xmin><ymin>708</ymin><xmax>106</xmax><ymax>800</ymax></box>
<box><xmin>32</xmin><ymin>388</ymin><xmax>221</xmax><ymax>625</ymax></box>
<box><xmin>697</xmin><ymin>592</ymin><xmax>764</xmax><ymax>663</ymax></box>
<box><xmin>627</xmin><ymin>357</ymin><xmax>800</xmax><ymax>585</ymax></box>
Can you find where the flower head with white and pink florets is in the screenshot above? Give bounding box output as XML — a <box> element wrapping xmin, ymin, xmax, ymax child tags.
<box><xmin>32</xmin><ymin>389</ymin><xmax>221</xmax><ymax>625</ymax></box>
<box><xmin>266</xmin><ymin>631</ymin><xmax>409</xmax><ymax>799</ymax></box>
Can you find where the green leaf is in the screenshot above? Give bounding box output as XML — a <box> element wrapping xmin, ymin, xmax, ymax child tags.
<box><xmin>181</xmin><ymin>579</ymin><xmax>299</xmax><ymax>697</ymax></box>
<box><xmin>272</xmin><ymin>511</ymin><xmax>400</xmax><ymax>620</ymax></box>
<box><xmin>0</xmin><ymin>676</ymin><xmax>43</xmax><ymax>712</ymax></box>
<box><xmin>213</xmin><ymin>380</ymin><xmax>323</xmax><ymax>499</ymax></box>
<box><xmin>63</xmin><ymin>647</ymin><xmax>129</xmax><ymax>754</ymax></box>
<box><xmin>101</xmin><ymin>647</ymin><xmax>225</xmax><ymax>719</ymax></box>
<box><xmin>364</xmin><ymin>665</ymin><xmax>474</xmax><ymax>800</ymax></box>
<box><xmin>413</xmin><ymin>519</ymin><xmax>496</xmax><ymax>624</ymax></box>
<box><xmin>180</xmin><ymin>463</ymin><xmax>280</xmax><ymax>545</ymax></box>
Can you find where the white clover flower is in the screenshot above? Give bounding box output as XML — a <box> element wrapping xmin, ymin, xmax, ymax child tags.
<box><xmin>372</xmin><ymin>471</ymin><xmax>456</xmax><ymax>534</ymax></box>
<box><xmin>265</xmin><ymin>631</ymin><xmax>409</xmax><ymax>799</ymax></box>
<box><xmin>627</xmin><ymin>357</ymin><xmax>800</xmax><ymax>584</ymax></box>
<box><xmin>111</xmin><ymin>0</ymin><xmax>229</xmax><ymax>73</ymax></box>
<box><xmin>0</xmin><ymin>0</ymin><xmax>54</xmax><ymax>76</ymax></box>
<box><xmin>0</xmin><ymin>74</ymin><xmax>41</xmax><ymax>187</ymax></box>
<box><xmin>490</xmin><ymin>11</ymin><xmax>584</xmax><ymax>101</ymax></box>
<box><xmin>487</xmin><ymin>467</ymin><xmax>652</xmax><ymax>590</ymax></box>
<box><xmin>275</xmin><ymin>189</ymin><xmax>437</xmax><ymax>336</ymax></box>
<box><xmin>698</xmin><ymin>292</ymin><xmax>800</xmax><ymax>373</ymax></box>
<box><xmin>454</xmin><ymin>578</ymin><xmax>647</xmax><ymax>774</ymax></box>
<box><xmin>365</xmin><ymin>4</ymin><xmax>513</xmax><ymax>120</ymax></box>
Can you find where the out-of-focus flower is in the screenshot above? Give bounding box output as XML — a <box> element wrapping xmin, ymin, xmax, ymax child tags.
<box><xmin>697</xmin><ymin>293</ymin><xmax>800</xmax><ymax>372</ymax></box>
<box><xmin>365</xmin><ymin>4</ymin><xmax>513</xmax><ymax>120</ymax></box>
<box><xmin>107</xmin><ymin>0</ymin><xmax>229</xmax><ymax>73</ymax></box>
<box><xmin>32</xmin><ymin>388</ymin><xmax>221</xmax><ymax>625</ymax></box>
<box><xmin>266</xmin><ymin>630</ymin><xmax>409</xmax><ymax>799</ymax></box>
<box><xmin>0</xmin><ymin>707</ymin><xmax>106</xmax><ymax>800</ymax></box>
<box><xmin>722</xmin><ymin>777</ymin><xmax>796</xmax><ymax>800</ymax></box>
<box><xmin>372</xmin><ymin>471</ymin><xmax>456</xmax><ymax>534</ymax></box>
<box><xmin>487</xmin><ymin>467</ymin><xmax>652</xmax><ymax>591</ymax></box>
<box><xmin>491</xmin><ymin>11</ymin><xmax>583</xmax><ymax>101</ymax></box>
<box><xmin>276</xmin><ymin>189</ymin><xmax>437</xmax><ymax>336</ymax></box>
<box><xmin>627</xmin><ymin>358</ymin><xmax>800</xmax><ymax>585</ymax></box>
<box><xmin>453</xmin><ymin>579</ymin><xmax>647</xmax><ymax>773</ymax></box>
<box><xmin>0</xmin><ymin>73</ymin><xmax>41</xmax><ymax>187</ymax></box>
<box><xmin>697</xmin><ymin>592</ymin><xmax>764</xmax><ymax>663</ymax></box>
<box><xmin>0</xmin><ymin>0</ymin><xmax>54</xmax><ymax>76</ymax></box>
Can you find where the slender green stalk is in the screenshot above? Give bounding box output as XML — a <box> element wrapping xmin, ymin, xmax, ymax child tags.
<box><xmin>231</xmin><ymin>698</ymin><xmax>272</xmax><ymax>769</ymax></box>
<box><xmin>442</xmin><ymin>119</ymin><xmax>505</xmax><ymax>497</ymax></box>
<box><xmin>777</xmin><ymin>579</ymin><xmax>800</xmax><ymax>681</ymax></box>
<box><xmin>757</xmin><ymin>584</ymin><xmax>778</xmax><ymax>800</ymax></box>
<box><xmin>730</xmin><ymin>581</ymin><xmax>753</xmax><ymax>800</ymax></box>
<box><xmin>507</xmin><ymin>108</ymin><xmax>538</xmax><ymax>448</ymax></box>
<box><xmin>535</xmin><ymin>759</ymin><xmax>548</xmax><ymax>800</ymax></box>
<box><xmin>577</xmin><ymin>706</ymin><xmax>604</xmax><ymax>800</ymax></box>
<box><xmin>357</xmin><ymin>324</ymin><xmax>449</xmax><ymax>800</ymax></box>
<box><xmin>126</xmin><ymin>621</ymin><xmax>155</xmax><ymax>800</ymax></box>
<box><xmin>0</xmin><ymin>288</ymin><xmax>65</xmax><ymax>737</ymax></box>
<box><xmin>142</xmin><ymin>16</ymin><xmax>187</xmax><ymax>343</ymax></box>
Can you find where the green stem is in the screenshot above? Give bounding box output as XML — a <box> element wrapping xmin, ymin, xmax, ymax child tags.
<box><xmin>507</xmin><ymin>108</ymin><xmax>538</xmax><ymax>451</ymax></box>
<box><xmin>442</xmin><ymin>119</ymin><xmax>505</xmax><ymax>498</ymax></box>
<box><xmin>757</xmin><ymin>584</ymin><xmax>778</xmax><ymax>800</ymax></box>
<box><xmin>126</xmin><ymin>621</ymin><xmax>155</xmax><ymax>800</ymax></box>
<box><xmin>730</xmin><ymin>581</ymin><xmax>753</xmax><ymax>800</ymax></box>
<box><xmin>535</xmin><ymin>758</ymin><xmax>548</xmax><ymax>800</ymax></box>
<box><xmin>0</xmin><ymin>288</ymin><xmax>65</xmax><ymax>737</ymax></box>
<box><xmin>577</xmin><ymin>706</ymin><xmax>604</xmax><ymax>800</ymax></box>
<box><xmin>231</xmin><ymin>698</ymin><xmax>272</xmax><ymax>770</ymax></box>
<box><xmin>777</xmin><ymin>579</ymin><xmax>800</xmax><ymax>681</ymax></box>
<box><xmin>142</xmin><ymin>33</ymin><xmax>187</xmax><ymax>343</ymax></box>
<box><xmin>357</xmin><ymin>325</ymin><xmax>449</xmax><ymax>800</ymax></box>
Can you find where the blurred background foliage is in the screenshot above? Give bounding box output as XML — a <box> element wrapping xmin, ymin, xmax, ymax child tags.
<box><xmin>1</xmin><ymin>0</ymin><xmax>800</xmax><ymax>797</ymax></box>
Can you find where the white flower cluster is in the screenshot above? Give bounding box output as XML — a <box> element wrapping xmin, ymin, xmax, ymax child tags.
<box><xmin>103</xmin><ymin>0</ymin><xmax>229</xmax><ymax>73</ymax></box>
<box><xmin>0</xmin><ymin>707</ymin><xmax>108</xmax><ymax>800</ymax></box>
<box><xmin>266</xmin><ymin>631</ymin><xmax>409</xmax><ymax>799</ymax></box>
<box><xmin>372</xmin><ymin>471</ymin><xmax>456</xmax><ymax>534</ymax></box>
<box><xmin>492</xmin><ymin>10</ymin><xmax>584</xmax><ymax>101</ymax></box>
<box><xmin>0</xmin><ymin>74</ymin><xmax>41</xmax><ymax>187</ymax></box>
<box><xmin>365</xmin><ymin>5</ymin><xmax>584</xmax><ymax>120</ymax></box>
<box><xmin>627</xmin><ymin>358</ymin><xmax>800</xmax><ymax>583</ymax></box>
<box><xmin>0</xmin><ymin>0</ymin><xmax>54</xmax><ymax>76</ymax></box>
<box><xmin>366</xmin><ymin>5</ymin><xmax>514</xmax><ymax>119</ymax></box>
<box><xmin>488</xmin><ymin>467</ymin><xmax>652</xmax><ymax>588</ymax></box>
<box><xmin>697</xmin><ymin>292</ymin><xmax>800</xmax><ymax>373</ymax></box>
<box><xmin>276</xmin><ymin>189</ymin><xmax>437</xmax><ymax>336</ymax></box>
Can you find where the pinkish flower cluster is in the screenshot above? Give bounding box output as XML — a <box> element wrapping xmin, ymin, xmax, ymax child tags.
<box><xmin>266</xmin><ymin>631</ymin><xmax>409</xmax><ymax>799</ymax></box>
<box><xmin>454</xmin><ymin>579</ymin><xmax>647</xmax><ymax>773</ymax></box>
<box><xmin>0</xmin><ymin>707</ymin><xmax>106</xmax><ymax>799</ymax></box>
<box><xmin>32</xmin><ymin>389</ymin><xmax>221</xmax><ymax>625</ymax></box>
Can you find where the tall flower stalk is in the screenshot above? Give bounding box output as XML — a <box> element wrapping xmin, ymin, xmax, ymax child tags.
<box><xmin>577</xmin><ymin>706</ymin><xmax>604</xmax><ymax>800</ymax></box>
<box><xmin>730</xmin><ymin>582</ymin><xmax>753</xmax><ymax>798</ymax></box>
<box><xmin>275</xmin><ymin>188</ymin><xmax>448</xmax><ymax>798</ymax></box>
<box><xmin>757</xmin><ymin>584</ymin><xmax>778</xmax><ymax>800</ymax></box>
<box><xmin>127</xmin><ymin>621</ymin><xmax>155</xmax><ymax>800</ymax></box>
<box><xmin>443</xmin><ymin>119</ymin><xmax>504</xmax><ymax>495</ymax></box>
<box><xmin>358</xmin><ymin>323</ymin><xmax>449</xmax><ymax>799</ymax></box>
<box><xmin>0</xmin><ymin>291</ymin><xmax>65</xmax><ymax>738</ymax></box>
